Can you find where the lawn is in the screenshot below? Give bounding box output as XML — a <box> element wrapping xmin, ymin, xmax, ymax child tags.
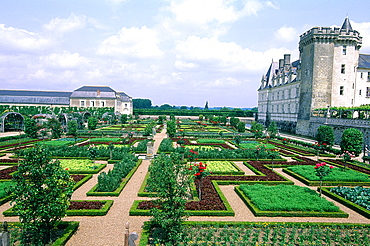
<box><xmin>239</xmin><ymin>184</ymin><xmax>339</xmax><ymax>212</ymax></box>
<box><xmin>237</xmin><ymin>141</ymin><xmax>275</xmax><ymax>149</ymax></box>
<box><xmin>286</xmin><ymin>165</ymin><xmax>370</xmax><ymax>182</ymax></box>
<box><xmin>90</xmin><ymin>137</ymin><xmax>122</xmax><ymax>142</ymax></box>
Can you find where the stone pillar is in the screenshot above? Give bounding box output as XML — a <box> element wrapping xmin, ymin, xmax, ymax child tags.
<box><xmin>146</xmin><ymin>141</ymin><xmax>154</xmax><ymax>159</ymax></box>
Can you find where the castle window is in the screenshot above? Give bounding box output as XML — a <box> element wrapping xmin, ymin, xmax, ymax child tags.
<box><xmin>361</xmin><ymin>72</ymin><xmax>363</xmax><ymax>79</ymax></box>
<box><xmin>359</xmin><ymin>90</ymin><xmax>362</xmax><ymax>95</ymax></box>
<box><xmin>125</xmin><ymin>104</ymin><xmax>127</xmax><ymax>107</ymax></box>
<box><xmin>90</xmin><ymin>100</ymin><xmax>95</xmax><ymax>107</ymax></box>
<box><xmin>367</xmin><ymin>87</ymin><xmax>370</xmax><ymax>97</ymax></box>
<box><xmin>100</xmin><ymin>100</ymin><xmax>106</xmax><ymax>107</ymax></box>
<box><xmin>340</xmin><ymin>86</ymin><xmax>344</xmax><ymax>95</ymax></box>
<box><xmin>368</xmin><ymin>72</ymin><xmax>370</xmax><ymax>82</ymax></box>
<box><xmin>80</xmin><ymin>100</ymin><xmax>85</xmax><ymax>107</ymax></box>
<box><xmin>342</xmin><ymin>46</ymin><xmax>347</xmax><ymax>55</ymax></box>
<box><xmin>341</xmin><ymin>64</ymin><xmax>345</xmax><ymax>74</ymax></box>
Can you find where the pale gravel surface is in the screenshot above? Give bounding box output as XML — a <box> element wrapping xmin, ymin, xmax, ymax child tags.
<box><xmin>0</xmin><ymin>129</ymin><xmax>369</xmax><ymax>246</ymax></box>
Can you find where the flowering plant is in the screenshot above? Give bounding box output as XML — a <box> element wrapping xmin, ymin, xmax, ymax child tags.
<box><xmin>189</xmin><ymin>161</ymin><xmax>210</xmax><ymax>200</ymax></box>
<box><xmin>340</xmin><ymin>150</ymin><xmax>355</xmax><ymax>170</ymax></box>
<box><xmin>314</xmin><ymin>162</ymin><xmax>334</xmax><ymax>196</ymax></box>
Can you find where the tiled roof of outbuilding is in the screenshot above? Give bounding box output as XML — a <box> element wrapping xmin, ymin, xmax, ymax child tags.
<box><xmin>0</xmin><ymin>90</ymin><xmax>71</xmax><ymax>105</ymax></box>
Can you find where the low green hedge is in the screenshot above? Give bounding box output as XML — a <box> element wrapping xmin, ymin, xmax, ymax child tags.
<box><xmin>235</xmin><ymin>186</ymin><xmax>348</xmax><ymax>218</ymax></box>
<box><xmin>86</xmin><ymin>159</ymin><xmax>142</xmax><ymax>196</ymax></box>
<box><xmin>283</xmin><ymin>168</ymin><xmax>370</xmax><ymax>186</ymax></box>
<box><xmin>3</xmin><ymin>200</ymin><xmax>114</xmax><ymax>217</ymax></box>
<box><xmin>130</xmin><ymin>181</ymin><xmax>234</xmax><ymax>217</ymax></box>
<box><xmin>320</xmin><ymin>187</ymin><xmax>370</xmax><ymax>219</ymax></box>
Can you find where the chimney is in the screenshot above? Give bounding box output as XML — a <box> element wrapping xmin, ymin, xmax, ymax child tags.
<box><xmin>284</xmin><ymin>54</ymin><xmax>291</xmax><ymax>66</ymax></box>
<box><xmin>279</xmin><ymin>59</ymin><xmax>284</xmax><ymax>69</ymax></box>
<box><xmin>97</xmin><ymin>89</ymin><xmax>100</xmax><ymax>97</ymax></box>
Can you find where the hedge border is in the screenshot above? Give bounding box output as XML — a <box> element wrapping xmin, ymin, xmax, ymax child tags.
<box><xmin>86</xmin><ymin>159</ymin><xmax>142</xmax><ymax>196</ymax></box>
<box><xmin>3</xmin><ymin>200</ymin><xmax>114</xmax><ymax>217</ymax></box>
<box><xmin>234</xmin><ymin>186</ymin><xmax>348</xmax><ymax>218</ymax></box>
<box><xmin>130</xmin><ymin>181</ymin><xmax>234</xmax><ymax>217</ymax></box>
<box><xmin>283</xmin><ymin>167</ymin><xmax>370</xmax><ymax>186</ymax></box>
<box><xmin>320</xmin><ymin>187</ymin><xmax>370</xmax><ymax>219</ymax></box>
<box><xmin>138</xmin><ymin>221</ymin><xmax>370</xmax><ymax>246</ymax></box>
<box><xmin>73</xmin><ymin>174</ymin><xmax>93</xmax><ymax>190</ymax></box>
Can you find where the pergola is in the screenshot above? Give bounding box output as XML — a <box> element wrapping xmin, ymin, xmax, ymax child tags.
<box><xmin>0</xmin><ymin>112</ymin><xmax>24</xmax><ymax>132</ymax></box>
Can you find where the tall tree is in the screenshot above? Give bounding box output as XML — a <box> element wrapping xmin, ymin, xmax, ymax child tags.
<box><xmin>132</xmin><ymin>98</ymin><xmax>152</xmax><ymax>108</ymax></box>
<box><xmin>10</xmin><ymin>146</ymin><xmax>74</xmax><ymax>245</ymax></box>
<box><xmin>340</xmin><ymin>128</ymin><xmax>364</xmax><ymax>156</ymax></box>
<box><xmin>24</xmin><ymin>117</ymin><xmax>38</xmax><ymax>138</ymax></box>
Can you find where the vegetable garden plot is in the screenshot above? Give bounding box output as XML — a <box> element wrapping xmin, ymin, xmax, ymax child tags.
<box><xmin>202</xmin><ymin>161</ymin><xmax>244</xmax><ymax>175</ymax></box>
<box><xmin>58</xmin><ymin>159</ymin><xmax>105</xmax><ymax>173</ymax></box>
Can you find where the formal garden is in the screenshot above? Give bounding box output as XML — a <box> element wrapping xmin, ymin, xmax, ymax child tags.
<box><xmin>0</xmin><ymin>108</ymin><xmax>369</xmax><ymax>245</ymax></box>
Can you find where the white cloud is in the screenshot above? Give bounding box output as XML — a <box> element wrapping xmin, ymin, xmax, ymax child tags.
<box><xmin>274</xmin><ymin>26</ymin><xmax>298</xmax><ymax>43</ymax></box>
<box><xmin>352</xmin><ymin>21</ymin><xmax>370</xmax><ymax>53</ymax></box>
<box><xmin>168</xmin><ymin>0</ymin><xmax>278</xmax><ymax>25</ymax></box>
<box><xmin>40</xmin><ymin>51</ymin><xmax>89</xmax><ymax>70</ymax></box>
<box><xmin>97</xmin><ymin>26</ymin><xmax>163</xmax><ymax>58</ymax></box>
<box><xmin>43</xmin><ymin>13</ymin><xmax>86</xmax><ymax>33</ymax></box>
<box><xmin>0</xmin><ymin>24</ymin><xmax>51</xmax><ymax>54</ymax></box>
<box><xmin>175</xmin><ymin>35</ymin><xmax>291</xmax><ymax>73</ymax></box>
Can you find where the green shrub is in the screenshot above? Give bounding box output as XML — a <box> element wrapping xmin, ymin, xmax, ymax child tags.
<box><xmin>340</xmin><ymin>128</ymin><xmax>364</xmax><ymax>156</ymax></box>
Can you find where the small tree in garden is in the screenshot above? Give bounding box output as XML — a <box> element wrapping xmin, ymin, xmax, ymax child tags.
<box><xmin>120</xmin><ymin>114</ymin><xmax>128</xmax><ymax>124</ymax></box>
<box><xmin>189</xmin><ymin>161</ymin><xmax>210</xmax><ymax>200</ymax></box>
<box><xmin>67</xmin><ymin>120</ymin><xmax>78</xmax><ymax>137</ymax></box>
<box><xmin>234</xmin><ymin>134</ymin><xmax>242</xmax><ymax>145</ymax></box>
<box><xmin>340</xmin><ymin>128</ymin><xmax>364</xmax><ymax>156</ymax></box>
<box><xmin>316</xmin><ymin>125</ymin><xmax>334</xmax><ymax>147</ymax></box>
<box><xmin>88</xmin><ymin>117</ymin><xmax>98</xmax><ymax>130</ymax></box>
<box><xmin>314</xmin><ymin>162</ymin><xmax>334</xmax><ymax>196</ymax></box>
<box><xmin>10</xmin><ymin>145</ymin><xmax>74</xmax><ymax>245</ymax></box>
<box><xmin>24</xmin><ymin>117</ymin><xmax>38</xmax><ymax>138</ymax></box>
<box><xmin>237</xmin><ymin>121</ymin><xmax>246</xmax><ymax>133</ymax></box>
<box><xmin>250</xmin><ymin>121</ymin><xmax>264</xmax><ymax>138</ymax></box>
<box><xmin>147</xmin><ymin>153</ymin><xmax>192</xmax><ymax>245</ymax></box>
<box><xmin>340</xmin><ymin>150</ymin><xmax>355</xmax><ymax>170</ymax></box>
<box><xmin>166</xmin><ymin>120</ymin><xmax>176</xmax><ymax>137</ymax></box>
<box><xmin>267</xmin><ymin>121</ymin><xmax>278</xmax><ymax>138</ymax></box>
<box><xmin>230</xmin><ymin>117</ymin><xmax>239</xmax><ymax>128</ymax></box>
<box><xmin>88</xmin><ymin>145</ymin><xmax>98</xmax><ymax>163</ymax></box>
<box><xmin>48</xmin><ymin>118</ymin><xmax>62</xmax><ymax>139</ymax></box>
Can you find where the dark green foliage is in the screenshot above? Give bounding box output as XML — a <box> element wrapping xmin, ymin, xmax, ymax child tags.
<box><xmin>237</xmin><ymin>121</ymin><xmax>245</xmax><ymax>133</ymax></box>
<box><xmin>330</xmin><ymin>186</ymin><xmax>370</xmax><ymax>210</ymax></box>
<box><xmin>47</xmin><ymin>118</ymin><xmax>62</xmax><ymax>139</ymax></box>
<box><xmin>166</xmin><ymin>120</ymin><xmax>176</xmax><ymax>137</ymax></box>
<box><xmin>159</xmin><ymin>138</ymin><xmax>175</xmax><ymax>152</ymax></box>
<box><xmin>96</xmin><ymin>153</ymin><xmax>138</xmax><ymax>192</ymax></box>
<box><xmin>250</xmin><ymin>121</ymin><xmax>264</xmax><ymax>138</ymax></box>
<box><xmin>316</xmin><ymin>125</ymin><xmax>334</xmax><ymax>146</ymax></box>
<box><xmin>131</xmin><ymin>139</ymin><xmax>151</xmax><ymax>152</ymax></box>
<box><xmin>229</xmin><ymin>117</ymin><xmax>239</xmax><ymax>128</ymax></box>
<box><xmin>10</xmin><ymin>146</ymin><xmax>74</xmax><ymax>245</ymax></box>
<box><xmin>267</xmin><ymin>121</ymin><xmax>278</xmax><ymax>138</ymax></box>
<box><xmin>88</xmin><ymin>117</ymin><xmax>98</xmax><ymax>130</ymax></box>
<box><xmin>24</xmin><ymin>118</ymin><xmax>38</xmax><ymax>138</ymax></box>
<box><xmin>340</xmin><ymin>128</ymin><xmax>364</xmax><ymax>156</ymax></box>
<box><xmin>133</xmin><ymin>98</ymin><xmax>152</xmax><ymax>108</ymax></box>
<box><xmin>67</xmin><ymin>120</ymin><xmax>78</xmax><ymax>137</ymax></box>
<box><xmin>120</xmin><ymin>114</ymin><xmax>128</xmax><ymax>124</ymax></box>
<box><xmin>147</xmin><ymin>153</ymin><xmax>192</xmax><ymax>245</ymax></box>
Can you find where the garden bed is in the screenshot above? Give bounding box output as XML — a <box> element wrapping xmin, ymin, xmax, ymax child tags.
<box><xmin>59</xmin><ymin>159</ymin><xmax>107</xmax><ymax>174</ymax></box>
<box><xmin>235</xmin><ymin>184</ymin><xmax>348</xmax><ymax>217</ymax></box>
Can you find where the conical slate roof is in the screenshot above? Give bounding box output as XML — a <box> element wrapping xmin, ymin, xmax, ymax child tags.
<box><xmin>341</xmin><ymin>16</ymin><xmax>353</xmax><ymax>33</ymax></box>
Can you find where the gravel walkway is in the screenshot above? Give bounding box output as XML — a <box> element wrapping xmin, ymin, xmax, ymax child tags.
<box><xmin>0</xmin><ymin>130</ymin><xmax>369</xmax><ymax>245</ymax></box>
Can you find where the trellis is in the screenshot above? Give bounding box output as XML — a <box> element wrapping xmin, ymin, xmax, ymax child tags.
<box><xmin>0</xmin><ymin>112</ymin><xmax>24</xmax><ymax>132</ymax></box>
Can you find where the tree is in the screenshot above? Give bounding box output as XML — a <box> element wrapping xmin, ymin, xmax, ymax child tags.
<box><xmin>120</xmin><ymin>114</ymin><xmax>128</xmax><ymax>124</ymax></box>
<box><xmin>88</xmin><ymin>117</ymin><xmax>98</xmax><ymax>130</ymax></box>
<box><xmin>230</xmin><ymin>117</ymin><xmax>240</xmax><ymax>128</ymax></box>
<box><xmin>267</xmin><ymin>121</ymin><xmax>278</xmax><ymax>138</ymax></box>
<box><xmin>250</xmin><ymin>121</ymin><xmax>264</xmax><ymax>138</ymax></box>
<box><xmin>340</xmin><ymin>128</ymin><xmax>364</xmax><ymax>156</ymax></box>
<box><xmin>67</xmin><ymin>120</ymin><xmax>78</xmax><ymax>137</ymax></box>
<box><xmin>24</xmin><ymin>117</ymin><xmax>38</xmax><ymax>138</ymax></box>
<box><xmin>10</xmin><ymin>146</ymin><xmax>74</xmax><ymax>245</ymax></box>
<box><xmin>166</xmin><ymin>120</ymin><xmax>176</xmax><ymax>137</ymax></box>
<box><xmin>132</xmin><ymin>98</ymin><xmax>152</xmax><ymax>108</ymax></box>
<box><xmin>237</xmin><ymin>121</ymin><xmax>246</xmax><ymax>133</ymax></box>
<box><xmin>316</xmin><ymin>125</ymin><xmax>334</xmax><ymax>146</ymax></box>
<box><xmin>47</xmin><ymin>118</ymin><xmax>62</xmax><ymax>139</ymax></box>
<box><xmin>147</xmin><ymin>153</ymin><xmax>192</xmax><ymax>245</ymax></box>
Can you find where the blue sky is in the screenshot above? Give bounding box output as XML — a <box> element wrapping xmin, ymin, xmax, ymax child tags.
<box><xmin>1</xmin><ymin>0</ymin><xmax>370</xmax><ymax>108</ymax></box>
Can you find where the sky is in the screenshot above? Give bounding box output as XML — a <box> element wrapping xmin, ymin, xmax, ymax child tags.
<box><xmin>1</xmin><ymin>0</ymin><xmax>370</xmax><ymax>108</ymax></box>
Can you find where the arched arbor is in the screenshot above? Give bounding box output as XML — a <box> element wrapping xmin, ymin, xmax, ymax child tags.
<box><xmin>0</xmin><ymin>112</ymin><xmax>24</xmax><ymax>132</ymax></box>
<box><xmin>32</xmin><ymin>114</ymin><xmax>58</xmax><ymax>127</ymax></box>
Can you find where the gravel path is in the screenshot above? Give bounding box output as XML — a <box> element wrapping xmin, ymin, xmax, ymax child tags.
<box><xmin>0</xmin><ymin>129</ymin><xmax>369</xmax><ymax>246</ymax></box>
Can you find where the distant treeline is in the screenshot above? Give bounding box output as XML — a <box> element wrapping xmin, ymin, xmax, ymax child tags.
<box><xmin>133</xmin><ymin>108</ymin><xmax>257</xmax><ymax>117</ymax></box>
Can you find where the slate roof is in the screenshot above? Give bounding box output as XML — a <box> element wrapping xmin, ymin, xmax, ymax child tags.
<box><xmin>359</xmin><ymin>54</ymin><xmax>370</xmax><ymax>69</ymax></box>
<box><xmin>0</xmin><ymin>90</ymin><xmax>71</xmax><ymax>105</ymax></box>
<box><xmin>70</xmin><ymin>86</ymin><xmax>117</xmax><ymax>98</ymax></box>
<box><xmin>341</xmin><ymin>17</ymin><xmax>353</xmax><ymax>33</ymax></box>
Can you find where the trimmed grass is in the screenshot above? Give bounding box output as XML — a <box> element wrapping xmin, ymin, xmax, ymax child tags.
<box><xmin>197</xmin><ymin>139</ymin><xmax>225</xmax><ymax>144</ymax></box>
<box><xmin>286</xmin><ymin>165</ymin><xmax>370</xmax><ymax>182</ymax></box>
<box><xmin>239</xmin><ymin>184</ymin><xmax>339</xmax><ymax>212</ymax></box>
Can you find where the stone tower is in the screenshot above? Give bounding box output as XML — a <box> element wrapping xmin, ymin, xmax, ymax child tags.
<box><xmin>296</xmin><ymin>17</ymin><xmax>362</xmax><ymax>135</ymax></box>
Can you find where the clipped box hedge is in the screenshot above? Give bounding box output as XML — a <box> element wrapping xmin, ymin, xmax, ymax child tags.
<box><xmin>320</xmin><ymin>187</ymin><xmax>370</xmax><ymax>219</ymax></box>
<box><xmin>86</xmin><ymin>159</ymin><xmax>142</xmax><ymax>196</ymax></box>
<box><xmin>234</xmin><ymin>186</ymin><xmax>348</xmax><ymax>218</ymax></box>
<box><xmin>3</xmin><ymin>200</ymin><xmax>114</xmax><ymax>217</ymax></box>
